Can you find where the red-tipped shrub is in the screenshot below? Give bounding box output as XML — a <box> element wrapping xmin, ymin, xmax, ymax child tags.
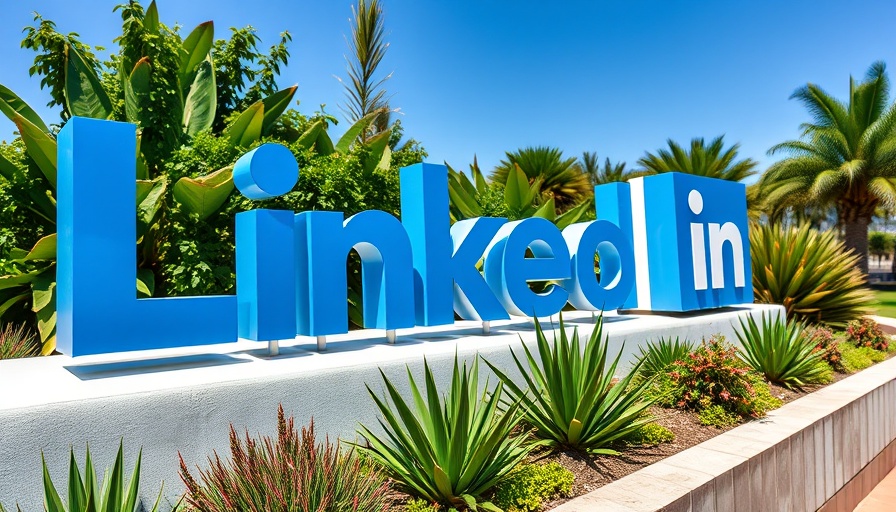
<box><xmin>179</xmin><ymin>405</ymin><xmax>391</xmax><ymax>512</ymax></box>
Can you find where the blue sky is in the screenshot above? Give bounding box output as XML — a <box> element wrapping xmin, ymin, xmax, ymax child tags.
<box><xmin>1</xmin><ymin>0</ymin><xmax>895</xmax><ymax>177</ymax></box>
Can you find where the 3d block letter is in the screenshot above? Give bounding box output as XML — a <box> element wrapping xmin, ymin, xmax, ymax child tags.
<box><xmin>57</xmin><ymin>118</ymin><xmax>236</xmax><ymax>356</ymax></box>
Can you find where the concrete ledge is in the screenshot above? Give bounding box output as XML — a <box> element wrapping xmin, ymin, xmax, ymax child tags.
<box><xmin>549</xmin><ymin>349</ymin><xmax>896</xmax><ymax>512</ymax></box>
<box><xmin>0</xmin><ymin>304</ymin><xmax>778</xmax><ymax>509</ymax></box>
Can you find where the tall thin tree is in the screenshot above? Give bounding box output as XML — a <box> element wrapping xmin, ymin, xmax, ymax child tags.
<box><xmin>339</xmin><ymin>0</ymin><xmax>391</xmax><ymax>141</ymax></box>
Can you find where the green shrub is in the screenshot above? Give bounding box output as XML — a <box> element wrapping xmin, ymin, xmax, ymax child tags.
<box><xmin>622</xmin><ymin>422</ymin><xmax>675</xmax><ymax>445</ymax></box>
<box><xmin>0</xmin><ymin>323</ymin><xmax>39</xmax><ymax>359</ymax></box>
<box><xmin>846</xmin><ymin>318</ymin><xmax>890</xmax><ymax>351</ymax></box>
<box><xmin>750</xmin><ymin>223</ymin><xmax>874</xmax><ymax>327</ymax></box>
<box><xmin>359</xmin><ymin>356</ymin><xmax>531</xmax><ymax>510</ymax></box>
<box><xmin>405</xmin><ymin>499</ymin><xmax>447</xmax><ymax>512</ymax></box>
<box><xmin>806</xmin><ymin>325</ymin><xmax>843</xmax><ymax>372</ymax></box>
<box><xmin>734</xmin><ymin>313</ymin><xmax>830</xmax><ymax>388</ymax></box>
<box><xmin>180</xmin><ymin>405</ymin><xmax>390</xmax><ymax>512</ymax></box>
<box><xmin>840</xmin><ymin>344</ymin><xmax>885</xmax><ymax>372</ymax></box>
<box><xmin>635</xmin><ymin>337</ymin><xmax>694</xmax><ymax>380</ymax></box>
<box><xmin>41</xmin><ymin>441</ymin><xmax>164</xmax><ymax>512</ymax></box>
<box><xmin>492</xmin><ymin>462</ymin><xmax>574</xmax><ymax>512</ymax></box>
<box><xmin>484</xmin><ymin>314</ymin><xmax>654</xmax><ymax>455</ymax></box>
<box><xmin>698</xmin><ymin>405</ymin><xmax>741</xmax><ymax>428</ymax></box>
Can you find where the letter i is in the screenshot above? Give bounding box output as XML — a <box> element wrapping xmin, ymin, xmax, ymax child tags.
<box><xmin>688</xmin><ymin>190</ymin><xmax>708</xmax><ymax>291</ymax></box>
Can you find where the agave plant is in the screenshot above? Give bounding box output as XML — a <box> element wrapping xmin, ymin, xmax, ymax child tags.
<box><xmin>750</xmin><ymin>223</ymin><xmax>874</xmax><ymax>327</ymax></box>
<box><xmin>42</xmin><ymin>441</ymin><xmax>164</xmax><ymax>512</ymax></box>
<box><xmin>358</xmin><ymin>356</ymin><xmax>531</xmax><ymax>510</ymax></box>
<box><xmin>484</xmin><ymin>314</ymin><xmax>655</xmax><ymax>455</ymax></box>
<box><xmin>180</xmin><ymin>405</ymin><xmax>390</xmax><ymax>512</ymax></box>
<box><xmin>635</xmin><ymin>337</ymin><xmax>695</xmax><ymax>380</ymax></box>
<box><xmin>447</xmin><ymin>159</ymin><xmax>590</xmax><ymax>227</ymax></box>
<box><xmin>735</xmin><ymin>312</ymin><xmax>830</xmax><ymax>389</ymax></box>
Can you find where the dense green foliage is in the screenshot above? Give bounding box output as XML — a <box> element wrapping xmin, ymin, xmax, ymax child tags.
<box><xmin>492</xmin><ymin>146</ymin><xmax>592</xmax><ymax>212</ymax></box>
<box><xmin>180</xmin><ymin>406</ymin><xmax>391</xmax><ymax>511</ymax></box>
<box><xmin>750</xmin><ymin>223</ymin><xmax>874</xmax><ymax>327</ymax></box>
<box><xmin>484</xmin><ymin>314</ymin><xmax>654</xmax><ymax>455</ymax></box>
<box><xmin>621</xmin><ymin>422</ymin><xmax>675</xmax><ymax>446</ymax></box>
<box><xmin>840</xmin><ymin>343</ymin><xmax>886</xmax><ymax>372</ymax></box>
<box><xmin>735</xmin><ymin>313</ymin><xmax>830</xmax><ymax>388</ymax></box>
<box><xmin>359</xmin><ymin>356</ymin><xmax>531</xmax><ymax>510</ymax></box>
<box><xmin>492</xmin><ymin>462</ymin><xmax>574</xmax><ymax>512</ymax></box>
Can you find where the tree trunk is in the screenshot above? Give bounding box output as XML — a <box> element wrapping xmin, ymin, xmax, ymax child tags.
<box><xmin>843</xmin><ymin>216</ymin><xmax>871</xmax><ymax>275</ymax></box>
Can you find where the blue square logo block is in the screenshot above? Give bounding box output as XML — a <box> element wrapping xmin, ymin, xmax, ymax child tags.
<box><xmin>625</xmin><ymin>172</ymin><xmax>753</xmax><ymax>311</ymax></box>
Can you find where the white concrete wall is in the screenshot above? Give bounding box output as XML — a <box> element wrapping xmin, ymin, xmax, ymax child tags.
<box><xmin>0</xmin><ymin>305</ymin><xmax>781</xmax><ymax>509</ymax></box>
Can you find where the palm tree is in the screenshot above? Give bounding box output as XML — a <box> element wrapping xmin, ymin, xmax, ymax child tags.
<box><xmin>580</xmin><ymin>151</ymin><xmax>643</xmax><ymax>185</ymax></box>
<box><xmin>338</xmin><ymin>0</ymin><xmax>392</xmax><ymax>141</ymax></box>
<box><xmin>492</xmin><ymin>146</ymin><xmax>591</xmax><ymax>212</ymax></box>
<box><xmin>758</xmin><ymin>61</ymin><xmax>896</xmax><ymax>274</ymax></box>
<box><xmin>638</xmin><ymin>135</ymin><xmax>758</xmax><ymax>182</ymax></box>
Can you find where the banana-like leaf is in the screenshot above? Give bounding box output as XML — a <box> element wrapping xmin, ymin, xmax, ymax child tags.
<box><xmin>136</xmin><ymin>179</ymin><xmax>167</xmax><ymax>240</ymax></box>
<box><xmin>0</xmin><ymin>84</ymin><xmax>50</xmax><ymax>133</ymax></box>
<box><xmin>0</xmin><ymin>270</ymin><xmax>42</xmax><ymax>291</ymax></box>
<box><xmin>0</xmin><ymin>290</ymin><xmax>30</xmax><ymax>318</ymax></box>
<box><xmin>260</xmin><ymin>86</ymin><xmax>297</xmax><ymax>135</ymax></box>
<box><xmin>172</xmin><ymin>166</ymin><xmax>234</xmax><ymax>220</ymax></box>
<box><xmin>64</xmin><ymin>44</ymin><xmax>113</xmax><ymax>120</ymax></box>
<box><xmin>137</xmin><ymin>269</ymin><xmax>155</xmax><ymax>298</ymax></box>
<box><xmin>334</xmin><ymin>111</ymin><xmax>379</xmax><ymax>153</ymax></box>
<box><xmin>144</xmin><ymin>0</ymin><xmax>159</xmax><ymax>33</ymax></box>
<box><xmin>32</xmin><ymin>268</ymin><xmax>56</xmax><ymax>355</ymax></box>
<box><xmin>226</xmin><ymin>103</ymin><xmax>264</xmax><ymax>149</ymax></box>
<box><xmin>135</xmin><ymin>132</ymin><xmax>149</xmax><ymax>180</ymax></box>
<box><xmin>533</xmin><ymin>197</ymin><xmax>556</xmax><ymax>221</ymax></box>
<box><xmin>555</xmin><ymin>200</ymin><xmax>591</xmax><ymax>229</ymax></box>
<box><xmin>315</xmin><ymin>127</ymin><xmax>334</xmax><ymax>156</ymax></box>
<box><xmin>296</xmin><ymin>120</ymin><xmax>324</xmax><ymax>150</ymax></box>
<box><xmin>179</xmin><ymin>21</ymin><xmax>214</xmax><ymax>89</ymax></box>
<box><xmin>124</xmin><ymin>57</ymin><xmax>151</xmax><ymax>125</ymax></box>
<box><xmin>22</xmin><ymin>234</ymin><xmax>56</xmax><ymax>261</ymax></box>
<box><xmin>377</xmin><ymin>144</ymin><xmax>392</xmax><ymax>171</ymax></box>
<box><xmin>183</xmin><ymin>57</ymin><xmax>216</xmax><ymax>136</ymax></box>
<box><xmin>14</xmin><ymin>114</ymin><xmax>57</xmax><ymax>189</ymax></box>
<box><xmin>504</xmin><ymin>164</ymin><xmax>528</xmax><ymax>212</ymax></box>
<box><xmin>362</xmin><ymin>129</ymin><xmax>391</xmax><ymax>174</ymax></box>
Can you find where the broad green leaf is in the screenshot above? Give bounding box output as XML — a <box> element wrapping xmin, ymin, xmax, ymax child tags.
<box><xmin>0</xmin><ymin>151</ymin><xmax>23</xmax><ymax>182</ymax></box>
<box><xmin>144</xmin><ymin>1</ymin><xmax>159</xmax><ymax>33</ymax></box>
<box><xmin>124</xmin><ymin>57</ymin><xmax>152</xmax><ymax>125</ymax></box>
<box><xmin>0</xmin><ymin>84</ymin><xmax>50</xmax><ymax>133</ymax></box>
<box><xmin>0</xmin><ymin>291</ymin><xmax>30</xmax><ymax>318</ymax></box>
<box><xmin>261</xmin><ymin>86</ymin><xmax>297</xmax><ymax>135</ymax></box>
<box><xmin>64</xmin><ymin>44</ymin><xmax>113</xmax><ymax>120</ymax></box>
<box><xmin>533</xmin><ymin>197</ymin><xmax>556</xmax><ymax>221</ymax></box>
<box><xmin>32</xmin><ymin>268</ymin><xmax>56</xmax><ymax>355</ymax></box>
<box><xmin>226</xmin><ymin>103</ymin><xmax>264</xmax><ymax>148</ymax></box>
<box><xmin>14</xmin><ymin>114</ymin><xmax>57</xmax><ymax>189</ymax></box>
<box><xmin>504</xmin><ymin>164</ymin><xmax>526</xmax><ymax>212</ymax></box>
<box><xmin>296</xmin><ymin>120</ymin><xmax>324</xmax><ymax>151</ymax></box>
<box><xmin>555</xmin><ymin>200</ymin><xmax>591</xmax><ymax>229</ymax></box>
<box><xmin>183</xmin><ymin>57</ymin><xmax>216</xmax><ymax>136</ymax></box>
<box><xmin>377</xmin><ymin>144</ymin><xmax>392</xmax><ymax>171</ymax></box>
<box><xmin>135</xmin><ymin>133</ymin><xmax>149</xmax><ymax>180</ymax></box>
<box><xmin>22</xmin><ymin>234</ymin><xmax>56</xmax><ymax>261</ymax></box>
<box><xmin>172</xmin><ymin>166</ymin><xmax>234</xmax><ymax>220</ymax></box>
<box><xmin>42</xmin><ymin>452</ymin><xmax>66</xmax><ymax>512</ymax></box>
<box><xmin>136</xmin><ymin>179</ymin><xmax>167</xmax><ymax>240</ymax></box>
<box><xmin>363</xmin><ymin>129</ymin><xmax>391</xmax><ymax>174</ymax></box>
<box><xmin>0</xmin><ymin>270</ymin><xmax>41</xmax><ymax>291</ymax></box>
<box><xmin>137</xmin><ymin>269</ymin><xmax>155</xmax><ymax>298</ymax></box>
<box><xmin>179</xmin><ymin>21</ymin><xmax>215</xmax><ymax>88</ymax></box>
<box><xmin>334</xmin><ymin>111</ymin><xmax>379</xmax><ymax>153</ymax></box>
<box><xmin>315</xmin><ymin>126</ymin><xmax>334</xmax><ymax>156</ymax></box>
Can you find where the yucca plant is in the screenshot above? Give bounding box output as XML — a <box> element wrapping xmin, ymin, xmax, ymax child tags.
<box><xmin>180</xmin><ymin>405</ymin><xmax>390</xmax><ymax>511</ymax></box>
<box><xmin>635</xmin><ymin>337</ymin><xmax>695</xmax><ymax>380</ymax></box>
<box><xmin>484</xmin><ymin>314</ymin><xmax>655</xmax><ymax>455</ymax></box>
<box><xmin>735</xmin><ymin>312</ymin><xmax>829</xmax><ymax>389</ymax></box>
<box><xmin>41</xmin><ymin>441</ymin><xmax>163</xmax><ymax>512</ymax></box>
<box><xmin>358</xmin><ymin>356</ymin><xmax>531</xmax><ymax>511</ymax></box>
<box><xmin>0</xmin><ymin>323</ymin><xmax>40</xmax><ymax>359</ymax></box>
<box><xmin>750</xmin><ymin>223</ymin><xmax>874</xmax><ymax>327</ymax></box>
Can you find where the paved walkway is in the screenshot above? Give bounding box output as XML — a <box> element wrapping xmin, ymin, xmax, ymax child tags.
<box><xmin>853</xmin><ymin>465</ymin><xmax>896</xmax><ymax>511</ymax></box>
